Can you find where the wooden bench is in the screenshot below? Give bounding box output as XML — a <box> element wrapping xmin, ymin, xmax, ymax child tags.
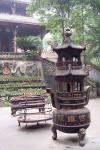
<box><xmin>11</xmin><ymin>94</ymin><xmax>45</xmax><ymax>115</ymax></box>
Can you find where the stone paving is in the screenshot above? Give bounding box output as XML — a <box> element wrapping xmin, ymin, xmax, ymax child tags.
<box><xmin>0</xmin><ymin>98</ymin><xmax>100</xmax><ymax>150</ymax></box>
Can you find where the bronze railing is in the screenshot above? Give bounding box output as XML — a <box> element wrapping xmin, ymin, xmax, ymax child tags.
<box><xmin>57</xmin><ymin>91</ymin><xmax>86</xmax><ymax>98</ymax></box>
<box><xmin>57</xmin><ymin>91</ymin><xmax>87</xmax><ymax>106</ymax></box>
<box><xmin>56</xmin><ymin>61</ymin><xmax>82</xmax><ymax>70</ymax></box>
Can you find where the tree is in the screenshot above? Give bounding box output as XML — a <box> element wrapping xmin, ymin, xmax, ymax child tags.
<box><xmin>84</xmin><ymin>0</ymin><xmax>100</xmax><ymax>65</ymax></box>
<box><xmin>28</xmin><ymin>0</ymin><xmax>100</xmax><ymax>65</ymax></box>
<box><xmin>17</xmin><ymin>36</ymin><xmax>42</xmax><ymax>53</ymax></box>
<box><xmin>28</xmin><ymin>0</ymin><xmax>72</xmax><ymax>42</ymax></box>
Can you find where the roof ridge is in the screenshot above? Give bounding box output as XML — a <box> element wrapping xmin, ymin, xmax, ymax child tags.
<box><xmin>0</xmin><ymin>0</ymin><xmax>30</xmax><ymax>4</ymax></box>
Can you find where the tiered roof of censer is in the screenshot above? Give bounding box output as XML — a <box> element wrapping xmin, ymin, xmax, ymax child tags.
<box><xmin>55</xmin><ymin>66</ymin><xmax>88</xmax><ymax>77</ymax></box>
<box><xmin>53</xmin><ymin>29</ymin><xmax>86</xmax><ymax>55</ymax></box>
<box><xmin>53</xmin><ymin>29</ymin><xmax>88</xmax><ymax>77</ymax></box>
<box><xmin>53</xmin><ymin>42</ymin><xmax>86</xmax><ymax>53</ymax></box>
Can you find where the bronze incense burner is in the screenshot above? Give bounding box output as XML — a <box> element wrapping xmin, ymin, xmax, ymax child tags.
<box><xmin>47</xmin><ymin>29</ymin><xmax>91</xmax><ymax>146</ymax></box>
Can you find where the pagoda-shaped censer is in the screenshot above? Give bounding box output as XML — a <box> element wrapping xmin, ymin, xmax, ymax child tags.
<box><xmin>47</xmin><ymin>29</ymin><xmax>91</xmax><ymax>146</ymax></box>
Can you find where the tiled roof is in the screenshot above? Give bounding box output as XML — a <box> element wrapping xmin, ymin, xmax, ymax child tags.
<box><xmin>0</xmin><ymin>13</ymin><xmax>41</xmax><ymax>26</ymax></box>
<box><xmin>0</xmin><ymin>0</ymin><xmax>30</xmax><ymax>4</ymax></box>
<box><xmin>41</xmin><ymin>51</ymin><xmax>58</xmax><ymax>63</ymax></box>
<box><xmin>14</xmin><ymin>0</ymin><xmax>30</xmax><ymax>4</ymax></box>
<box><xmin>0</xmin><ymin>14</ymin><xmax>45</xmax><ymax>36</ymax></box>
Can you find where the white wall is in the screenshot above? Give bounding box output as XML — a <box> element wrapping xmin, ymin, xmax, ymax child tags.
<box><xmin>89</xmin><ymin>68</ymin><xmax>100</xmax><ymax>81</ymax></box>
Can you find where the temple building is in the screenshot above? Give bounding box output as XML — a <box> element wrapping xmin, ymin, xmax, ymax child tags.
<box><xmin>0</xmin><ymin>0</ymin><xmax>45</xmax><ymax>53</ymax></box>
<box><xmin>0</xmin><ymin>0</ymin><xmax>47</xmax><ymax>97</ymax></box>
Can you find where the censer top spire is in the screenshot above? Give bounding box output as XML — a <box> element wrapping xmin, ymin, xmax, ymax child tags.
<box><xmin>53</xmin><ymin>28</ymin><xmax>86</xmax><ymax>53</ymax></box>
<box><xmin>63</xmin><ymin>28</ymin><xmax>72</xmax><ymax>44</ymax></box>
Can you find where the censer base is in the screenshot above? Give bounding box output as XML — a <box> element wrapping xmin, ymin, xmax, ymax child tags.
<box><xmin>53</xmin><ymin>123</ymin><xmax>90</xmax><ymax>133</ymax></box>
<box><xmin>52</xmin><ymin>107</ymin><xmax>90</xmax><ymax>146</ymax></box>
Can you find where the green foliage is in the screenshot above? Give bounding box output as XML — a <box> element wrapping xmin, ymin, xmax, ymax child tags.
<box><xmin>0</xmin><ymin>75</ymin><xmax>40</xmax><ymax>82</ymax></box>
<box><xmin>28</xmin><ymin>0</ymin><xmax>71</xmax><ymax>42</ymax></box>
<box><xmin>0</xmin><ymin>87</ymin><xmax>47</xmax><ymax>97</ymax></box>
<box><xmin>29</xmin><ymin>0</ymin><xmax>100</xmax><ymax>66</ymax></box>
<box><xmin>0</xmin><ymin>75</ymin><xmax>47</xmax><ymax>97</ymax></box>
<box><xmin>0</xmin><ymin>100</ymin><xmax>10</xmax><ymax>107</ymax></box>
<box><xmin>16</xmin><ymin>36</ymin><xmax>42</xmax><ymax>53</ymax></box>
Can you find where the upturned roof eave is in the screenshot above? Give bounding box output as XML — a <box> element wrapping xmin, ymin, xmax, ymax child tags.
<box><xmin>0</xmin><ymin>0</ymin><xmax>30</xmax><ymax>5</ymax></box>
<box><xmin>54</xmin><ymin>69</ymin><xmax>88</xmax><ymax>77</ymax></box>
<box><xmin>53</xmin><ymin>43</ymin><xmax>86</xmax><ymax>52</ymax></box>
<box><xmin>0</xmin><ymin>14</ymin><xmax>42</xmax><ymax>26</ymax></box>
<box><xmin>0</xmin><ymin>14</ymin><xmax>46</xmax><ymax>36</ymax></box>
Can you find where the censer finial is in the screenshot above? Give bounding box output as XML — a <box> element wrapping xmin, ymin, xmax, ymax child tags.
<box><xmin>63</xmin><ymin>28</ymin><xmax>72</xmax><ymax>43</ymax></box>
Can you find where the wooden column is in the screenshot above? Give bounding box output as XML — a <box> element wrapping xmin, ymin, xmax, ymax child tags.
<box><xmin>58</xmin><ymin>54</ymin><xmax>62</xmax><ymax>62</ymax></box>
<box><xmin>11</xmin><ymin>3</ymin><xmax>16</xmax><ymax>14</ymax></box>
<box><xmin>12</xmin><ymin>27</ymin><xmax>17</xmax><ymax>53</ymax></box>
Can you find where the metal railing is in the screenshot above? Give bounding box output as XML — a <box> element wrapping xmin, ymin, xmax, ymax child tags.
<box><xmin>57</xmin><ymin>91</ymin><xmax>86</xmax><ymax>98</ymax></box>
<box><xmin>56</xmin><ymin>61</ymin><xmax>82</xmax><ymax>70</ymax></box>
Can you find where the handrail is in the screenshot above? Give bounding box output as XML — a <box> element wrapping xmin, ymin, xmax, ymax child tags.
<box><xmin>57</xmin><ymin>91</ymin><xmax>86</xmax><ymax>98</ymax></box>
<box><xmin>56</xmin><ymin>61</ymin><xmax>82</xmax><ymax>70</ymax></box>
<box><xmin>57</xmin><ymin>61</ymin><xmax>82</xmax><ymax>66</ymax></box>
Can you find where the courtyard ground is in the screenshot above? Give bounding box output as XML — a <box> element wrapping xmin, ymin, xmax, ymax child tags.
<box><xmin>0</xmin><ymin>98</ymin><xmax>100</xmax><ymax>150</ymax></box>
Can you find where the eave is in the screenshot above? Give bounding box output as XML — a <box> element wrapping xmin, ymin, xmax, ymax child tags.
<box><xmin>0</xmin><ymin>0</ymin><xmax>30</xmax><ymax>5</ymax></box>
<box><xmin>0</xmin><ymin>14</ymin><xmax>46</xmax><ymax>36</ymax></box>
<box><xmin>55</xmin><ymin>69</ymin><xmax>88</xmax><ymax>77</ymax></box>
<box><xmin>53</xmin><ymin>43</ymin><xmax>86</xmax><ymax>54</ymax></box>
